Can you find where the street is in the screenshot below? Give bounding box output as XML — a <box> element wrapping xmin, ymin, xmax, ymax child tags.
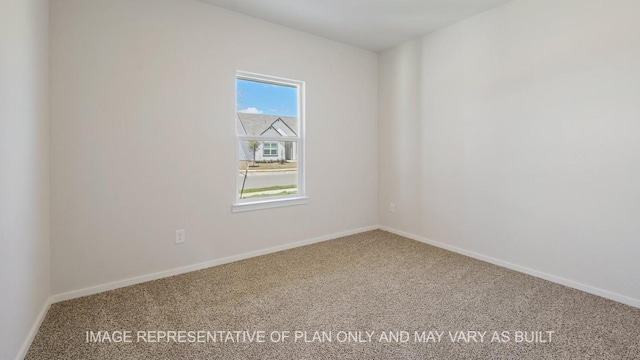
<box><xmin>237</xmin><ymin>171</ymin><xmax>297</xmax><ymax>190</ymax></box>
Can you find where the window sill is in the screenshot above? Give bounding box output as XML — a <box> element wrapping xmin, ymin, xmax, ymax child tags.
<box><xmin>231</xmin><ymin>196</ymin><xmax>309</xmax><ymax>213</ymax></box>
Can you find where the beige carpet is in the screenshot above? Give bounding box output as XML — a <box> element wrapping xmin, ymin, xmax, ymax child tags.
<box><xmin>26</xmin><ymin>230</ymin><xmax>640</xmax><ymax>359</ymax></box>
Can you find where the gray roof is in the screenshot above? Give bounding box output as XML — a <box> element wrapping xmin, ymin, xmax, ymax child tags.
<box><xmin>237</xmin><ymin>113</ymin><xmax>298</xmax><ymax>136</ymax></box>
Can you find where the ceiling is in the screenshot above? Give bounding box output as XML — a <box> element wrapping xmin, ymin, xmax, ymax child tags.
<box><xmin>198</xmin><ymin>0</ymin><xmax>512</xmax><ymax>52</ymax></box>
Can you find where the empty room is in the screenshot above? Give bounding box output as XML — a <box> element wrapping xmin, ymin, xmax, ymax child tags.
<box><xmin>2</xmin><ymin>0</ymin><xmax>640</xmax><ymax>359</ymax></box>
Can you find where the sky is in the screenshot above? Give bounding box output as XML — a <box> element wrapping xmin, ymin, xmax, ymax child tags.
<box><xmin>236</xmin><ymin>79</ymin><xmax>298</xmax><ymax>117</ymax></box>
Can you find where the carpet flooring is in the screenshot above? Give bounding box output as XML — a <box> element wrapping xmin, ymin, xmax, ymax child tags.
<box><xmin>26</xmin><ymin>230</ymin><xmax>640</xmax><ymax>359</ymax></box>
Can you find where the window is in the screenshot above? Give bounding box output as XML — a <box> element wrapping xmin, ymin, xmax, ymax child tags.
<box><xmin>263</xmin><ymin>142</ymin><xmax>278</xmax><ymax>157</ymax></box>
<box><xmin>233</xmin><ymin>71</ymin><xmax>307</xmax><ymax>212</ymax></box>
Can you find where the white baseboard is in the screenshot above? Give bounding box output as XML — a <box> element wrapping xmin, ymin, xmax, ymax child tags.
<box><xmin>18</xmin><ymin>224</ymin><xmax>639</xmax><ymax>358</ymax></box>
<box><xmin>51</xmin><ymin>225</ymin><xmax>378</xmax><ymax>304</ymax></box>
<box><xmin>379</xmin><ymin>225</ymin><xmax>640</xmax><ymax>309</ymax></box>
<box><xmin>15</xmin><ymin>298</ymin><xmax>51</xmax><ymax>360</ymax></box>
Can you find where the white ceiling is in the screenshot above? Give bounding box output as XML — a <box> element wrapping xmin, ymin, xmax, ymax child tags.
<box><xmin>198</xmin><ymin>0</ymin><xmax>512</xmax><ymax>52</ymax></box>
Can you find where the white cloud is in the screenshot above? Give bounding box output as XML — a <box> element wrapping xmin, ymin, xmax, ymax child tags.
<box><xmin>239</xmin><ymin>107</ymin><xmax>263</xmax><ymax>114</ymax></box>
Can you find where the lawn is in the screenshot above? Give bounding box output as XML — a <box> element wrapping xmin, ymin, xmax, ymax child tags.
<box><xmin>242</xmin><ymin>190</ymin><xmax>298</xmax><ymax>199</ymax></box>
<box><xmin>242</xmin><ymin>185</ymin><xmax>297</xmax><ymax>194</ymax></box>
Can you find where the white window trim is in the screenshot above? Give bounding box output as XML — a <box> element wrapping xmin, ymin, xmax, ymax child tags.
<box><xmin>232</xmin><ymin>71</ymin><xmax>307</xmax><ymax>213</ymax></box>
<box><xmin>232</xmin><ymin>196</ymin><xmax>310</xmax><ymax>213</ymax></box>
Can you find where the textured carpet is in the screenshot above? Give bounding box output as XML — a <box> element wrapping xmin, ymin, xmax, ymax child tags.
<box><xmin>26</xmin><ymin>230</ymin><xmax>640</xmax><ymax>359</ymax></box>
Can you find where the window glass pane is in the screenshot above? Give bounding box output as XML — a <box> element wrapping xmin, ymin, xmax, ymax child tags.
<box><xmin>238</xmin><ymin>140</ymin><xmax>298</xmax><ymax>200</ymax></box>
<box><xmin>234</xmin><ymin>72</ymin><xmax>304</xmax><ymax>209</ymax></box>
<box><xmin>236</xmin><ymin>78</ymin><xmax>299</xmax><ymax>138</ymax></box>
<box><xmin>262</xmin><ymin>142</ymin><xmax>277</xmax><ymax>157</ymax></box>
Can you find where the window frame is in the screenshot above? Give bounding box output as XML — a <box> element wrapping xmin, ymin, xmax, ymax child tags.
<box><xmin>232</xmin><ymin>71</ymin><xmax>308</xmax><ymax>213</ymax></box>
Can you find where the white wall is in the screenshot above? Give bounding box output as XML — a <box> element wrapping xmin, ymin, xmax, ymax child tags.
<box><xmin>50</xmin><ymin>0</ymin><xmax>378</xmax><ymax>295</ymax></box>
<box><xmin>0</xmin><ymin>0</ymin><xmax>50</xmax><ymax>358</ymax></box>
<box><xmin>379</xmin><ymin>0</ymin><xmax>640</xmax><ymax>305</ymax></box>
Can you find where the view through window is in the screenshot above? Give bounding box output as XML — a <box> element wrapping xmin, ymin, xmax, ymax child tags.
<box><xmin>235</xmin><ymin>72</ymin><xmax>304</xmax><ymax>205</ymax></box>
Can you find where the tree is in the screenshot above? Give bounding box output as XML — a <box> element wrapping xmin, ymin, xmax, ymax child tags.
<box><xmin>248</xmin><ymin>141</ymin><xmax>260</xmax><ymax>166</ymax></box>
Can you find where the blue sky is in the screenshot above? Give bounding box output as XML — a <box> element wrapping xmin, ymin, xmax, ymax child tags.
<box><xmin>236</xmin><ymin>79</ymin><xmax>298</xmax><ymax>117</ymax></box>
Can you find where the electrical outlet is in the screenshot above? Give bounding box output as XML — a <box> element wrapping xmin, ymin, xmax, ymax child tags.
<box><xmin>175</xmin><ymin>229</ymin><xmax>186</xmax><ymax>244</ymax></box>
<box><xmin>389</xmin><ymin>203</ymin><xmax>396</xmax><ymax>213</ymax></box>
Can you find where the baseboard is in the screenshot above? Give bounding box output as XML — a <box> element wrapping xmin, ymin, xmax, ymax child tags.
<box><xmin>379</xmin><ymin>226</ymin><xmax>640</xmax><ymax>309</ymax></box>
<box><xmin>51</xmin><ymin>225</ymin><xmax>378</xmax><ymax>304</ymax></box>
<box><xmin>15</xmin><ymin>297</ymin><xmax>51</xmax><ymax>360</ymax></box>
<box><xmin>20</xmin><ymin>224</ymin><xmax>639</xmax><ymax>358</ymax></box>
